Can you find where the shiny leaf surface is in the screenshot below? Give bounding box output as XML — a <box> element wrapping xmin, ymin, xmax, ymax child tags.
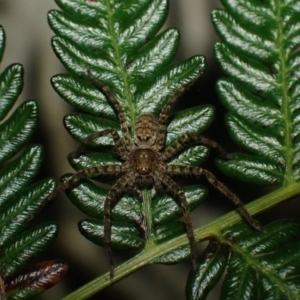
<box><xmin>0</xmin><ymin>224</ymin><xmax>58</xmax><ymax>278</ymax></box>
<box><xmin>186</xmin><ymin>221</ymin><xmax>300</xmax><ymax>300</ymax></box>
<box><xmin>186</xmin><ymin>241</ymin><xmax>228</xmax><ymax>300</ymax></box>
<box><xmin>213</xmin><ymin>0</ymin><xmax>300</xmax><ymax>185</ymax></box>
<box><xmin>0</xmin><ymin>101</ymin><xmax>37</xmax><ymax>164</ymax></box>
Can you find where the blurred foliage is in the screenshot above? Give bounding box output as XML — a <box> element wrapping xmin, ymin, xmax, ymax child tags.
<box><xmin>0</xmin><ymin>26</ymin><xmax>67</xmax><ymax>299</ymax></box>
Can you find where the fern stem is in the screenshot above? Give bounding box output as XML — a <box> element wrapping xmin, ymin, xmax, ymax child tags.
<box><xmin>275</xmin><ymin>0</ymin><xmax>293</xmax><ymax>184</ymax></box>
<box><xmin>62</xmin><ymin>183</ymin><xmax>300</xmax><ymax>300</ymax></box>
<box><xmin>143</xmin><ymin>189</ymin><xmax>155</xmax><ymax>245</ymax></box>
<box><xmin>104</xmin><ymin>0</ymin><xmax>135</xmax><ymax>130</ymax></box>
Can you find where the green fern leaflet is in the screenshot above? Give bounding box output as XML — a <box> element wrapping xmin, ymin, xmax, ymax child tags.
<box><xmin>186</xmin><ymin>220</ymin><xmax>300</xmax><ymax>300</ymax></box>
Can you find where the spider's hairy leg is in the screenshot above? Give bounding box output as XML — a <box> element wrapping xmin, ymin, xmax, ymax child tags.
<box><xmin>157</xmin><ymin>174</ymin><xmax>198</xmax><ymax>270</ymax></box>
<box><xmin>70</xmin><ymin>128</ymin><xmax>127</xmax><ymax>160</ymax></box>
<box><xmin>87</xmin><ymin>70</ymin><xmax>132</xmax><ymax>148</ymax></box>
<box><xmin>103</xmin><ymin>175</ymin><xmax>130</xmax><ymax>279</ymax></box>
<box><xmin>167</xmin><ymin>165</ymin><xmax>263</xmax><ymax>231</ymax></box>
<box><xmin>153</xmin><ymin>176</ymin><xmax>165</xmax><ymax>196</ymax></box>
<box><xmin>127</xmin><ymin>185</ymin><xmax>143</xmax><ymax>202</ymax></box>
<box><xmin>45</xmin><ymin>163</ymin><xmax>125</xmax><ymax>279</ymax></box>
<box><xmin>156</xmin><ymin>74</ymin><xmax>203</xmax><ymax>150</ymax></box>
<box><xmin>45</xmin><ymin>164</ymin><xmax>123</xmax><ymax>202</ymax></box>
<box><xmin>163</xmin><ymin>132</ymin><xmax>233</xmax><ymax>161</ymax></box>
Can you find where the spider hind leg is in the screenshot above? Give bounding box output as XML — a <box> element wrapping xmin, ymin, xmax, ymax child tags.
<box><xmin>157</xmin><ymin>174</ymin><xmax>198</xmax><ymax>271</ymax></box>
<box><xmin>167</xmin><ymin>165</ymin><xmax>263</xmax><ymax>232</ymax></box>
<box><xmin>103</xmin><ymin>175</ymin><xmax>130</xmax><ymax>279</ymax></box>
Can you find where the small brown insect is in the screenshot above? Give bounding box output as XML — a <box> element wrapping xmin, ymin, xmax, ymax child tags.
<box><xmin>48</xmin><ymin>71</ymin><xmax>261</xmax><ymax>278</ymax></box>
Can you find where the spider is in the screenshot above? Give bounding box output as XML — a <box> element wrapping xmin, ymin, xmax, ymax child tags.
<box><xmin>47</xmin><ymin>71</ymin><xmax>261</xmax><ymax>279</ymax></box>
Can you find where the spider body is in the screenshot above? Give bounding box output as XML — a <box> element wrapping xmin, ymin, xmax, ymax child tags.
<box><xmin>134</xmin><ymin>114</ymin><xmax>158</xmax><ymax>147</ymax></box>
<box><xmin>124</xmin><ymin>114</ymin><xmax>165</xmax><ymax>187</ymax></box>
<box><xmin>48</xmin><ymin>71</ymin><xmax>261</xmax><ymax>279</ymax></box>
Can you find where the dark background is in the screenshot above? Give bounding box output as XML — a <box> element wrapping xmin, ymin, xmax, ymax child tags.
<box><xmin>0</xmin><ymin>1</ymin><xmax>299</xmax><ymax>299</ymax></box>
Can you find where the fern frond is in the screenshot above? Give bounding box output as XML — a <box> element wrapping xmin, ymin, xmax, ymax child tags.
<box><xmin>182</xmin><ymin>0</ymin><xmax>300</xmax><ymax>298</ymax></box>
<box><xmin>186</xmin><ymin>220</ymin><xmax>300</xmax><ymax>299</ymax></box>
<box><xmin>213</xmin><ymin>0</ymin><xmax>300</xmax><ymax>186</ymax></box>
<box><xmin>48</xmin><ymin>0</ymin><xmax>214</xmax><ymax>297</ymax></box>
<box><xmin>0</xmin><ymin>25</ymin><xmax>68</xmax><ymax>299</ymax></box>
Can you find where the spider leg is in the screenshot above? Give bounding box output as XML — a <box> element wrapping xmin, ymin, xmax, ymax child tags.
<box><xmin>44</xmin><ymin>164</ymin><xmax>125</xmax><ymax>279</ymax></box>
<box><xmin>163</xmin><ymin>132</ymin><xmax>233</xmax><ymax>161</ymax></box>
<box><xmin>156</xmin><ymin>74</ymin><xmax>202</xmax><ymax>150</ymax></box>
<box><xmin>87</xmin><ymin>70</ymin><xmax>132</xmax><ymax>148</ymax></box>
<box><xmin>128</xmin><ymin>186</ymin><xmax>143</xmax><ymax>202</ymax></box>
<box><xmin>156</xmin><ymin>174</ymin><xmax>198</xmax><ymax>270</ymax></box>
<box><xmin>153</xmin><ymin>178</ymin><xmax>164</xmax><ymax>195</ymax></box>
<box><xmin>69</xmin><ymin>128</ymin><xmax>127</xmax><ymax>160</ymax></box>
<box><xmin>167</xmin><ymin>165</ymin><xmax>263</xmax><ymax>231</ymax></box>
<box><xmin>103</xmin><ymin>175</ymin><xmax>129</xmax><ymax>279</ymax></box>
<box><xmin>124</xmin><ymin>180</ymin><xmax>149</xmax><ymax>238</ymax></box>
<box><xmin>45</xmin><ymin>164</ymin><xmax>123</xmax><ymax>202</ymax></box>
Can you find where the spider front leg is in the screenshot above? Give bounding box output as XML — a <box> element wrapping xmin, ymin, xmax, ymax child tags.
<box><xmin>167</xmin><ymin>165</ymin><xmax>263</xmax><ymax>231</ymax></box>
<box><xmin>163</xmin><ymin>132</ymin><xmax>234</xmax><ymax>161</ymax></box>
<box><xmin>157</xmin><ymin>174</ymin><xmax>198</xmax><ymax>271</ymax></box>
<box><xmin>155</xmin><ymin>74</ymin><xmax>202</xmax><ymax>150</ymax></box>
<box><xmin>87</xmin><ymin>70</ymin><xmax>132</xmax><ymax>149</ymax></box>
<box><xmin>69</xmin><ymin>128</ymin><xmax>127</xmax><ymax>160</ymax></box>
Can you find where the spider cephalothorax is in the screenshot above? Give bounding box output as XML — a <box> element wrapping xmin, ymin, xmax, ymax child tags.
<box><xmin>134</xmin><ymin>114</ymin><xmax>159</xmax><ymax>148</ymax></box>
<box><xmin>47</xmin><ymin>72</ymin><xmax>261</xmax><ymax>278</ymax></box>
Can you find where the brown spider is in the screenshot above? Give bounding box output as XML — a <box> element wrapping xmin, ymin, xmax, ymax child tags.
<box><xmin>47</xmin><ymin>71</ymin><xmax>261</xmax><ymax>278</ymax></box>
